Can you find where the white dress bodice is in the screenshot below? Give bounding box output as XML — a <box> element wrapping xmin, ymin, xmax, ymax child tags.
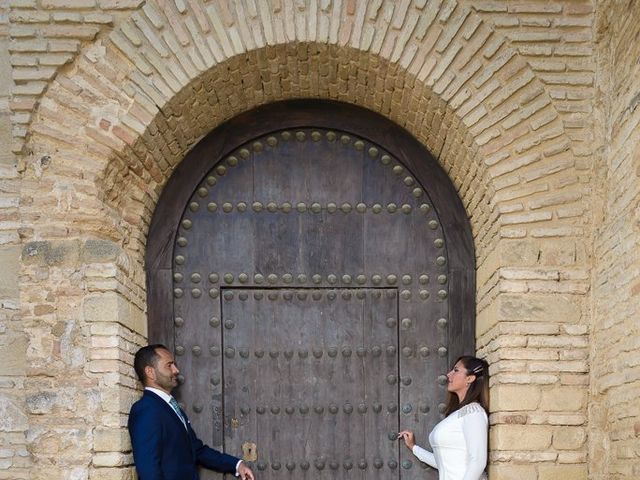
<box><xmin>411</xmin><ymin>402</ymin><xmax>488</xmax><ymax>480</ymax></box>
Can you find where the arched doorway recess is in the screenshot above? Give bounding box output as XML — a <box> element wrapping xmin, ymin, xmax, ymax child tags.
<box><xmin>146</xmin><ymin>100</ymin><xmax>475</xmax><ymax>480</ymax></box>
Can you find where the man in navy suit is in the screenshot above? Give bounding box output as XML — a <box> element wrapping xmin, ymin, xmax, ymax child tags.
<box><xmin>128</xmin><ymin>344</ymin><xmax>255</xmax><ymax>480</ymax></box>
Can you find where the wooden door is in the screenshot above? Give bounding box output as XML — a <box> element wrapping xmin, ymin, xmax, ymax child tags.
<box><xmin>147</xmin><ymin>101</ymin><xmax>475</xmax><ymax>480</ymax></box>
<box><xmin>222</xmin><ymin>288</ymin><xmax>398</xmax><ymax>479</ymax></box>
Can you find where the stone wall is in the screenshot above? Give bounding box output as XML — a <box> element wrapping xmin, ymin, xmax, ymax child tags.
<box><xmin>590</xmin><ymin>1</ymin><xmax>640</xmax><ymax>479</ymax></box>
<box><xmin>0</xmin><ymin>0</ymin><xmax>629</xmax><ymax>479</ymax></box>
<box><xmin>0</xmin><ymin>0</ymin><xmax>28</xmax><ymax>477</ymax></box>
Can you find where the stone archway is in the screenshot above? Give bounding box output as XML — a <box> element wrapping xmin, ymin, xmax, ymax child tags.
<box><xmin>10</xmin><ymin>3</ymin><xmax>593</xmax><ymax>480</ymax></box>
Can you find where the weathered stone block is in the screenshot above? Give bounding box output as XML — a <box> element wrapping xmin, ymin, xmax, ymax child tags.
<box><xmin>0</xmin><ymin>333</ymin><xmax>26</xmax><ymax>376</ymax></box>
<box><xmin>21</xmin><ymin>240</ymin><xmax>81</xmax><ymax>267</ymax></box>
<box><xmin>539</xmin><ymin>239</ymin><xmax>578</xmax><ymax>266</ymax></box>
<box><xmin>491</xmin><ymin>424</ymin><xmax>552</xmax><ymax>450</ymax></box>
<box><xmin>89</xmin><ymin>466</ymin><xmax>135</xmax><ymax>480</ymax></box>
<box><xmin>90</xmin><ymin>347</ymin><xmax>123</xmax><ymax>360</ymax></box>
<box><xmin>25</xmin><ymin>391</ymin><xmax>56</xmax><ymax>414</ymax></box>
<box><xmin>553</xmin><ymin>426</ymin><xmax>587</xmax><ymax>450</ymax></box>
<box><xmin>530</xmin><ymin>360</ymin><xmax>588</xmax><ymax>373</ymax></box>
<box><xmin>491</xmin><ymin>384</ymin><xmax>541</xmax><ymax>411</ymax></box>
<box><xmin>41</xmin><ymin>0</ymin><xmax>95</xmax><ymax>7</ymax></box>
<box><xmin>93</xmin><ymin>428</ymin><xmax>130</xmax><ymax>452</ymax></box>
<box><xmin>33</xmin><ymin>304</ymin><xmax>54</xmax><ymax>316</ymax></box>
<box><xmin>477</xmin><ymin>239</ymin><xmax>542</xmax><ymax>287</ymax></box>
<box><xmin>0</xmin><ymin>246</ymin><xmax>20</xmax><ymax>298</ymax></box>
<box><xmin>548</xmin><ymin>413</ymin><xmax>587</xmax><ymax>426</ymax></box>
<box><xmin>476</xmin><ymin>299</ymin><xmax>498</xmax><ymax>335</ymax></box>
<box><xmin>0</xmin><ymin>470</ymin><xmax>29</xmax><ymax>479</ymax></box>
<box><xmin>540</xmin><ymin>386</ymin><xmax>586</xmax><ymax>411</ymax></box>
<box><xmin>47</xmin><ymin>39</ymin><xmax>80</xmax><ymax>53</ymax></box>
<box><xmin>84</xmin><ymin>13</ymin><xmax>114</xmax><ymax>24</ymax></box>
<box><xmin>488</xmin><ymin>464</ymin><xmax>537</xmax><ymax>480</ymax></box>
<box><xmin>498</xmin><ymin>294</ymin><xmax>582</xmax><ymax>323</ymax></box>
<box><xmin>557</xmin><ymin>451</ymin><xmax>587</xmax><ymax>464</ymax></box>
<box><xmin>0</xmin><ymin>396</ymin><xmax>28</xmax><ymax>432</ymax></box>
<box><xmin>92</xmin><ymin>452</ymin><xmax>130</xmax><ymax>467</ymax></box>
<box><xmin>98</xmin><ymin>0</ymin><xmax>143</xmax><ymax>9</ymax></box>
<box><xmin>87</xmin><ymin>359</ymin><xmax>121</xmax><ymax>373</ymax></box>
<box><xmin>83</xmin><ymin>293</ymin><xmax>128</xmax><ymax>324</ymax></box>
<box><xmin>81</xmin><ymin>240</ymin><xmax>121</xmax><ymax>263</ymax></box>
<box><xmin>538</xmin><ymin>464</ymin><xmax>588</xmax><ymax>480</ymax></box>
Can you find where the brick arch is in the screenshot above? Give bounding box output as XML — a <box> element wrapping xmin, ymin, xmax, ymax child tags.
<box><xmin>18</xmin><ymin>4</ymin><xmax>591</xmax><ymax>479</ymax></box>
<box><xmin>27</xmin><ymin>0</ymin><xmax>577</xmax><ymax>262</ymax></box>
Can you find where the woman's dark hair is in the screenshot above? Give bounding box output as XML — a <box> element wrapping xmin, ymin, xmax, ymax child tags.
<box><xmin>133</xmin><ymin>344</ymin><xmax>168</xmax><ymax>383</ymax></box>
<box><xmin>444</xmin><ymin>355</ymin><xmax>490</xmax><ymax>416</ymax></box>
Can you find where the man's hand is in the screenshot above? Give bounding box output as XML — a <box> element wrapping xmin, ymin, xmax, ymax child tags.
<box><xmin>238</xmin><ymin>461</ymin><xmax>255</xmax><ymax>480</ymax></box>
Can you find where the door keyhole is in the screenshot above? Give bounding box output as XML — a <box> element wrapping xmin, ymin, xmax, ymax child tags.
<box><xmin>242</xmin><ymin>442</ymin><xmax>257</xmax><ymax>462</ymax></box>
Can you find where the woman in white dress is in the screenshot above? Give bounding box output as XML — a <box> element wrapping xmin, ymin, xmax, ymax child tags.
<box><xmin>398</xmin><ymin>355</ymin><xmax>489</xmax><ymax>480</ymax></box>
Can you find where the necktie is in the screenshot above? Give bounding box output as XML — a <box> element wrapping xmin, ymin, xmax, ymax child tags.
<box><xmin>168</xmin><ymin>397</ymin><xmax>187</xmax><ymax>429</ymax></box>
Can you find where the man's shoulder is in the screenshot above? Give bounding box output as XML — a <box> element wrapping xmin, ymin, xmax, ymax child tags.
<box><xmin>130</xmin><ymin>390</ymin><xmax>163</xmax><ymax>414</ymax></box>
<box><xmin>128</xmin><ymin>392</ymin><xmax>169</xmax><ymax>432</ymax></box>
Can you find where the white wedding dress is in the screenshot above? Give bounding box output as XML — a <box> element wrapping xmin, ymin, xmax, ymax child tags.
<box><xmin>411</xmin><ymin>402</ymin><xmax>488</xmax><ymax>480</ymax></box>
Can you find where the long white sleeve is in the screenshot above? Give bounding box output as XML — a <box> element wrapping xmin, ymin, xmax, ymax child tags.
<box><xmin>461</xmin><ymin>410</ymin><xmax>488</xmax><ymax>480</ymax></box>
<box><xmin>412</xmin><ymin>444</ymin><xmax>438</xmax><ymax>469</ymax></box>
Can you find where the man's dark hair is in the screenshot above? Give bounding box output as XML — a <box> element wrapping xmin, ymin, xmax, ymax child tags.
<box><xmin>134</xmin><ymin>344</ymin><xmax>168</xmax><ymax>384</ymax></box>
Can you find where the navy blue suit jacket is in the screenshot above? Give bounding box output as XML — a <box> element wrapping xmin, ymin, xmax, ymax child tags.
<box><xmin>128</xmin><ymin>389</ymin><xmax>240</xmax><ymax>480</ymax></box>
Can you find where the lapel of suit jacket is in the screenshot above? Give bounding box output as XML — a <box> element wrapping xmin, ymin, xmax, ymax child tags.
<box><xmin>143</xmin><ymin>389</ymin><xmax>191</xmax><ymax>440</ymax></box>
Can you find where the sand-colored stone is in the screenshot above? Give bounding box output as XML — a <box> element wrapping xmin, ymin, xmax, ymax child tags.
<box><xmin>538</xmin><ymin>463</ymin><xmax>588</xmax><ymax>480</ymax></box>
<box><xmin>0</xmin><ymin>246</ymin><xmax>20</xmax><ymax>298</ymax></box>
<box><xmin>553</xmin><ymin>426</ymin><xmax>587</xmax><ymax>450</ymax></box>
<box><xmin>490</xmin><ymin>384</ymin><xmax>541</xmax><ymax>412</ymax></box>
<box><xmin>1</xmin><ymin>0</ymin><xmax>640</xmax><ymax>478</ymax></box>
<box><xmin>93</xmin><ymin>428</ymin><xmax>131</xmax><ymax>452</ymax></box>
<box><xmin>0</xmin><ymin>334</ymin><xmax>26</xmax><ymax>376</ymax></box>
<box><xmin>540</xmin><ymin>386</ymin><xmax>587</xmax><ymax>412</ymax></box>
<box><xmin>487</xmin><ymin>464</ymin><xmax>537</xmax><ymax>480</ymax></box>
<box><xmin>491</xmin><ymin>425</ymin><xmax>553</xmax><ymax>451</ymax></box>
<box><xmin>497</xmin><ymin>294</ymin><xmax>582</xmax><ymax>323</ymax></box>
<box><xmin>89</xmin><ymin>468</ymin><xmax>135</xmax><ymax>480</ymax></box>
<box><xmin>84</xmin><ymin>293</ymin><xmax>130</xmax><ymax>323</ymax></box>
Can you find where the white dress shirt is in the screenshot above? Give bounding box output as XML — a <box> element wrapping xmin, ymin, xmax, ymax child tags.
<box><xmin>412</xmin><ymin>402</ymin><xmax>488</xmax><ymax>480</ymax></box>
<box><xmin>144</xmin><ymin>387</ymin><xmax>243</xmax><ymax>475</ymax></box>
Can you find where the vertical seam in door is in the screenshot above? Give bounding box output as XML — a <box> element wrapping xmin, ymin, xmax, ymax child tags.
<box><xmin>219</xmin><ymin>291</ymin><xmax>226</xmax><ymax>460</ymax></box>
<box><xmin>396</xmin><ymin>287</ymin><xmax>401</xmax><ymax>480</ymax></box>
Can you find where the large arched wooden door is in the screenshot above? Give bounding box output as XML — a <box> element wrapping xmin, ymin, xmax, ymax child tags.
<box><xmin>146</xmin><ymin>100</ymin><xmax>475</xmax><ymax>480</ymax></box>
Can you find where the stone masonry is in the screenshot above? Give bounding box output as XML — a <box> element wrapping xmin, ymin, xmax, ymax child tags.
<box><xmin>0</xmin><ymin>0</ymin><xmax>635</xmax><ymax>479</ymax></box>
<box><xmin>589</xmin><ymin>2</ymin><xmax>640</xmax><ymax>479</ymax></box>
